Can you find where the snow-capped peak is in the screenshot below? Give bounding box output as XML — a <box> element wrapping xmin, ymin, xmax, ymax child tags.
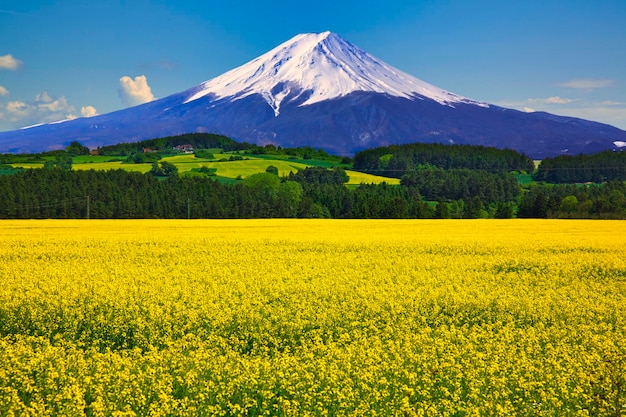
<box><xmin>185</xmin><ymin>31</ymin><xmax>487</xmax><ymax>115</ymax></box>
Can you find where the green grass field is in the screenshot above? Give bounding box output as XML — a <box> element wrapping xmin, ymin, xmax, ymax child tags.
<box><xmin>72</xmin><ymin>155</ymin><xmax>126</xmax><ymax>163</ymax></box>
<box><xmin>11</xmin><ymin>153</ymin><xmax>399</xmax><ymax>184</ymax></box>
<box><xmin>249</xmin><ymin>153</ymin><xmax>349</xmax><ymax>168</ymax></box>
<box><xmin>72</xmin><ymin>161</ymin><xmax>152</xmax><ymax>173</ymax></box>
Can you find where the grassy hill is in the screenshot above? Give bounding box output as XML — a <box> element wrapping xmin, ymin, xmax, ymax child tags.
<box><xmin>9</xmin><ymin>152</ymin><xmax>400</xmax><ymax>185</ymax></box>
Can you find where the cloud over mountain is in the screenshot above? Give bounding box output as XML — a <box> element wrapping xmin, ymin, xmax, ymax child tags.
<box><xmin>3</xmin><ymin>92</ymin><xmax>77</xmax><ymax>126</ymax></box>
<box><xmin>81</xmin><ymin>105</ymin><xmax>97</xmax><ymax>117</ymax></box>
<box><xmin>118</xmin><ymin>75</ymin><xmax>155</xmax><ymax>107</ymax></box>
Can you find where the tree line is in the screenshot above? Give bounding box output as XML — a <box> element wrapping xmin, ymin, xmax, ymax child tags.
<box><xmin>1</xmin><ymin>166</ymin><xmax>626</xmax><ymax>219</ymax></box>
<box><xmin>352</xmin><ymin>143</ymin><xmax>535</xmax><ymax>177</ymax></box>
<box><xmin>96</xmin><ymin>133</ymin><xmax>254</xmax><ymax>156</ymax></box>
<box><xmin>400</xmin><ymin>169</ymin><xmax>520</xmax><ymax>205</ymax></box>
<box><xmin>95</xmin><ymin>133</ymin><xmax>345</xmax><ymax>164</ymax></box>
<box><xmin>518</xmin><ymin>181</ymin><xmax>626</xmax><ymax>219</ymax></box>
<box><xmin>0</xmin><ymin>168</ymin><xmax>418</xmax><ymax>219</ymax></box>
<box><xmin>533</xmin><ymin>150</ymin><xmax>626</xmax><ymax>183</ymax></box>
<box><xmin>0</xmin><ymin>167</ymin><xmax>512</xmax><ymax>219</ymax></box>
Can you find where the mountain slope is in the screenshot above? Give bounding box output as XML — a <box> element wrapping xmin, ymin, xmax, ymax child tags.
<box><xmin>1</xmin><ymin>31</ymin><xmax>625</xmax><ymax>157</ymax></box>
<box><xmin>184</xmin><ymin>31</ymin><xmax>486</xmax><ymax>113</ymax></box>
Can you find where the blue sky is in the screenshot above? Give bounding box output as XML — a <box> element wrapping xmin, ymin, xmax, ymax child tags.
<box><xmin>1</xmin><ymin>0</ymin><xmax>625</xmax><ymax>132</ymax></box>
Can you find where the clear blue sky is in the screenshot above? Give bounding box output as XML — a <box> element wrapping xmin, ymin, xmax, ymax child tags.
<box><xmin>1</xmin><ymin>0</ymin><xmax>625</xmax><ymax>131</ymax></box>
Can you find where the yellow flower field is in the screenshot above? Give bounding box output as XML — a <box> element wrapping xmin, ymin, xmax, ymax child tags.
<box><xmin>0</xmin><ymin>219</ymin><xmax>624</xmax><ymax>416</ymax></box>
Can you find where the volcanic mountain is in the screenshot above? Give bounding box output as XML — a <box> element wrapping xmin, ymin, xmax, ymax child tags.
<box><xmin>1</xmin><ymin>31</ymin><xmax>625</xmax><ymax>157</ymax></box>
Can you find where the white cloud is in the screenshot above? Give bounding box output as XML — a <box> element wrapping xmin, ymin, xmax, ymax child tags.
<box><xmin>0</xmin><ymin>91</ymin><xmax>101</xmax><ymax>130</ymax></box>
<box><xmin>118</xmin><ymin>75</ymin><xmax>155</xmax><ymax>107</ymax></box>
<box><xmin>6</xmin><ymin>100</ymin><xmax>29</xmax><ymax>117</ymax></box>
<box><xmin>35</xmin><ymin>92</ymin><xmax>71</xmax><ymax>112</ymax></box>
<box><xmin>0</xmin><ymin>85</ymin><xmax>8</xmax><ymax>96</ymax></box>
<box><xmin>557</xmin><ymin>79</ymin><xmax>614</xmax><ymax>89</ymax></box>
<box><xmin>3</xmin><ymin>91</ymin><xmax>77</xmax><ymax>128</ymax></box>
<box><xmin>544</xmin><ymin>96</ymin><xmax>573</xmax><ymax>104</ymax></box>
<box><xmin>496</xmin><ymin>97</ymin><xmax>576</xmax><ymax>108</ymax></box>
<box><xmin>0</xmin><ymin>54</ymin><xmax>22</xmax><ymax>70</ymax></box>
<box><xmin>81</xmin><ymin>105</ymin><xmax>97</xmax><ymax>117</ymax></box>
<box><xmin>35</xmin><ymin>91</ymin><xmax>53</xmax><ymax>103</ymax></box>
<box><xmin>527</xmin><ymin>96</ymin><xmax>575</xmax><ymax>105</ymax></box>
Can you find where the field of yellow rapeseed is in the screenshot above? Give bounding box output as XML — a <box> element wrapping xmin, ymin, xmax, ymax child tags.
<box><xmin>0</xmin><ymin>219</ymin><xmax>624</xmax><ymax>416</ymax></box>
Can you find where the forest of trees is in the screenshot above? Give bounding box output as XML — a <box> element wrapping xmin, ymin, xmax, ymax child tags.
<box><xmin>96</xmin><ymin>133</ymin><xmax>255</xmax><ymax>156</ymax></box>
<box><xmin>94</xmin><ymin>132</ymin><xmax>344</xmax><ymax>163</ymax></box>
<box><xmin>0</xmin><ymin>168</ymin><xmax>435</xmax><ymax>219</ymax></box>
<box><xmin>4</xmin><ymin>165</ymin><xmax>624</xmax><ymax>219</ymax></box>
<box><xmin>1</xmin><ymin>137</ymin><xmax>626</xmax><ymax>219</ymax></box>
<box><xmin>400</xmin><ymin>169</ymin><xmax>520</xmax><ymax>205</ymax></box>
<box><xmin>517</xmin><ymin>181</ymin><xmax>626</xmax><ymax>219</ymax></box>
<box><xmin>533</xmin><ymin>150</ymin><xmax>626</xmax><ymax>183</ymax></box>
<box><xmin>353</xmin><ymin>143</ymin><xmax>535</xmax><ymax>177</ymax></box>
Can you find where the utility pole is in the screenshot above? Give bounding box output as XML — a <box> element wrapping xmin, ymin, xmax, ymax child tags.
<box><xmin>87</xmin><ymin>195</ymin><xmax>90</xmax><ymax>220</ymax></box>
<box><xmin>187</xmin><ymin>196</ymin><xmax>190</xmax><ymax>219</ymax></box>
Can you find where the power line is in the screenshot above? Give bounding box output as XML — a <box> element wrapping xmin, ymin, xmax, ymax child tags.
<box><xmin>0</xmin><ymin>196</ymin><xmax>87</xmax><ymax>213</ymax></box>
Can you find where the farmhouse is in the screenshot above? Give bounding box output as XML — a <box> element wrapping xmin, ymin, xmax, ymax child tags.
<box><xmin>174</xmin><ymin>144</ymin><xmax>194</xmax><ymax>153</ymax></box>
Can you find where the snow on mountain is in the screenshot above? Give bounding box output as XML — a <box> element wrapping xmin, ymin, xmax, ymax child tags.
<box><xmin>185</xmin><ymin>31</ymin><xmax>487</xmax><ymax>116</ymax></box>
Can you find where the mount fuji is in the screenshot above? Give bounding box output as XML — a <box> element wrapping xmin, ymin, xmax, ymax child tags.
<box><xmin>1</xmin><ymin>31</ymin><xmax>625</xmax><ymax>157</ymax></box>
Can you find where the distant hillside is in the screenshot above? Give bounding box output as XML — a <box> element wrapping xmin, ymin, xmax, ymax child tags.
<box><xmin>353</xmin><ymin>143</ymin><xmax>535</xmax><ymax>177</ymax></box>
<box><xmin>95</xmin><ymin>132</ymin><xmax>254</xmax><ymax>155</ymax></box>
<box><xmin>1</xmin><ymin>134</ymin><xmax>397</xmax><ymax>186</ymax></box>
<box><xmin>533</xmin><ymin>150</ymin><xmax>626</xmax><ymax>183</ymax></box>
